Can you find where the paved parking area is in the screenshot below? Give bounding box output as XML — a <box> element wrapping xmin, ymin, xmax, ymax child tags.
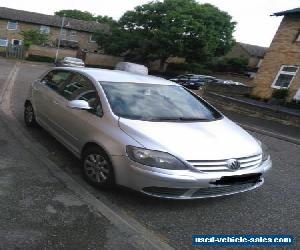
<box><xmin>1</xmin><ymin>58</ymin><xmax>299</xmax><ymax>249</ymax></box>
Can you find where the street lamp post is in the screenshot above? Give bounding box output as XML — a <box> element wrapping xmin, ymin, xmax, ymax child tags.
<box><xmin>55</xmin><ymin>15</ymin><xmax>65</xmax><ymax>64</ymax></box>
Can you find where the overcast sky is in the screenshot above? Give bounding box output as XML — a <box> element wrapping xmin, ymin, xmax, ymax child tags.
<box><xmin>2</xmin><ymin>0</ymin><xmax>300</xmax><ymax>47</ymax></box>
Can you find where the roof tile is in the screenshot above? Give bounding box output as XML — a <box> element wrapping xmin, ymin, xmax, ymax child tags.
<box><xmin>0</xmin><ymin>7</ymin><xmax>109</xmax><ymax>33</ymax></box>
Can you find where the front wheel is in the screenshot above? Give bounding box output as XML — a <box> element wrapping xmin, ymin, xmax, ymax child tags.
<box><xmin>82</xmin><ymin>146</ymin><xmax>115</xmax><ymax>188</ymax></box>
<box><xmin>24</xmin><ymin>102</ymin><xmax>37</xmax><ymax>127</ymax></box>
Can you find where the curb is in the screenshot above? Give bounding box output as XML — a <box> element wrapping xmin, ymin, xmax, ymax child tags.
<box><xmin>238</xmin><ymin>122</ymin><xmax>300</xmax><ymax>145</ymax></box>
<box><xmin>205</xmin><ymin>92</ymin><xmax>300</xmax><ymax>124</ymax></box>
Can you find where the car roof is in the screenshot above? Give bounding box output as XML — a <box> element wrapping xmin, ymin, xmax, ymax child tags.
<box><xmin>56</xmin><ymin>67</ymin><xmax>177</xmax><ymax>85</ymax></box>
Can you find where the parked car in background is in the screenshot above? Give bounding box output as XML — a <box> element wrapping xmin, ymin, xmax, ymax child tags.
<box><xmin>24</xmin><ymin>64</ymin><xmax>271</xmax><ymax>199</ymax></box>
<box><xmin>215</xmin><ymin>79</ymin><xmax>246</xmax><ymax>86</ymax></box>
<box><xmin>56</xmin><ymin>57</ymin><xmax>85</xmax><ymax>67</ymax></box>
<box><xmin>170</xmin><ymin>74</ymin><xmax>246</xmax><ymax>88</ymax></box>
<box><xmin>169</xmin><ymin>74</ymin><xmax>206</xmax><ymax>89</ymax></box>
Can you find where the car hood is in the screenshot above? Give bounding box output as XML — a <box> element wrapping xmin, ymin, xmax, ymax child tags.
<box><xmin>119</xmin><ymin>117</ymin><xmax>261</xmax><ymax>160</ymax></box>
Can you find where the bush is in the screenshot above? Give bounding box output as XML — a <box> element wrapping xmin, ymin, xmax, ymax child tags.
<box><xmin>244</xmin><ymin>93</ymin><xmax>269</xmax><ymax>102</ymax></box>
<box><xmin>249</xmin><ymin>94</ymin><xmax>261</xmax><ymax>101</ymax></box>
<box><xmin>166</xmin><ymin>62</ymin><xmax>212</xmax><ymax>75</ymax></box>
<box><xmin>283</xmin><ymin>99</ymin><xmax>300</xmax><ymax>110</ymax></box>
<box><xmin>26</xmin><ymin>55</ymin><xmax>54</xmax><ymax>63</ymax></box>
<box><xmin>210</xmin><ymin>57</ymin><xmax>248</xmax><ymax>73</ymax></box>
<box><xmin>20</xmin><ymin>29</ymin><xmax>49</xmax><ymax>47</ymax></box>
<box><xmin>272</xmin><ymin>89</ymin><xmax>289</xmax><ymax>100</ymax></box>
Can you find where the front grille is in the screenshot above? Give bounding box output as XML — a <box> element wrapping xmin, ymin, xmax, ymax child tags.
<box><xmin>187</xmin><ymin>154</ymin><xmax>262</xmax><ymax>172</ymax></box>
<box><xmin>143</xmin><ymin>187</ymin><xmax>188</xmax><ymax>197</ymax></box>
<box><xmin>192</xmin><ymin>183</ymin><xmax>257</xmax><ymax>197</ymax></box>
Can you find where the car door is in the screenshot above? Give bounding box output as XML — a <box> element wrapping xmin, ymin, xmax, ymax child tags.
<box><xmin>33</xmin><ymin>69</ymin><xmax>72</xmax><ymax>134</ymax></box>
<box><xmin>54</xmin><ymin>72</ymin><xmax>103</xmax><ymax>154</ymax></box>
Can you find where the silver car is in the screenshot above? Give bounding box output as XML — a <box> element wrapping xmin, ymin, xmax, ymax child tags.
<box><xmin>24</xmin><ymin>67</ymin><xmax>272</xmax><ymax>199</ymax></box>
<box><xmin>56</xmin><ymin>57</ymin><xmax>85</xmax><ymax>67</ymax></box>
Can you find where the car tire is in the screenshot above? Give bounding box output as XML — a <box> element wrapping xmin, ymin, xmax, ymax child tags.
<box><xmin>24</xmin><ymin>102</ymin><xmax>38</xmax><ymax>127</ymax></box>
<box><xmin>82</xmin><ymin>146</ymin><xmax>115</xmax><ymax>188</ymax></box>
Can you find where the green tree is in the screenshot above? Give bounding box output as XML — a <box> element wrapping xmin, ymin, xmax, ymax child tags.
<box><xmin>55</xmin><ymin>9</ymin><xmax>117</xmax><ymax>26</ymax></box>
<box><xmin>55</xmin><ymin>9</ymin><xmax>95</xmax><ymax>21</ymax></box>
<box><xmin>95</xmin><ymin>0</ymin><xmax>236</xmax><ymax>71</ymax></box>
<box><xmin>94</xmin><ymin>15</ymin><xmax>118</xmax><ymax>26</ymax></box>
<box><xmin>20</xmin><ymin>29</ymin><xmax>49</xmax><ymax>47</ymax></box>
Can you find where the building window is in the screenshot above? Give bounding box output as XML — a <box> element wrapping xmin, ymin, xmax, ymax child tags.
<box><xmin>89</xmin><ymin>34</ymin><xmax>96</xmax><ymax>43</ymax></box>
<box><xmin>69</xmin><ymin>30</ymin><xmax>77</xmax><ymax>41</ymax></box>
<box><xmin>0</xmin><ymin>38</ymin><xmax>8</xmax><ymax>47</ymax></box>
<box><xmin>60</xmin><ymin>29</ymin><xmax>67</xmax><ymax>40</ymax></box>
<box><xmin>11</xmin><ymin>39</ymin><xmax>22</xmax><ymax>46</ymax></box>
<box><xmin>272</xmin><ymin>65</ymin><xmax>299</xmax><ymax>89</ymax></box>
<box><xmin>40</xmin><ymin>25</ymin><xmax>50</xmax><ymax>34</ymax></box>
<box><xmin>7</xmin><ymin>21</ymin><xmax>18</xmax><ymax>30</ymax></box>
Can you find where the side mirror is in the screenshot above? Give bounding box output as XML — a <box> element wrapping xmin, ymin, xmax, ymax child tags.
<box><xmin>68</xmin><ymin>100</ymin><xmax>92</xmax><ymax>110</ymax></box>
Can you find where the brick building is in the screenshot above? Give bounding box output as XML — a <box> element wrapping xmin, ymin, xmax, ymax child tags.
<box><xmin>0</xmin><ymin>7</ymin><xmax>108</xmax><ymax>52</ymax></box>
<box><xmin>253</xmin><ymin>8</ymin><xmax>300</xmax><ymax>100</ymax></box>
<box><xmin>226</xmin><ymin>42</ymin><xmax>267</xmax><ymax>70</ymax></box>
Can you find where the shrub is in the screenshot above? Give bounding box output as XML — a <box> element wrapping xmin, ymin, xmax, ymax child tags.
<box><xmin>283</xmin><ymin>99</ymin><xmax>300</xmax><ymax>110</ymax></box>
<box><xmin>20</xmin><ymin>29</ymin><xmax>49</xmax><ymax>47</ymax></box>
<box><xmin>26</xmin><ymin>55</ymin><xmax>54</xmax><ymax>63</ymax></box>
<box><xmin>210</xmin><ymin>57</ymin><xmax>248</xmax><ymax>73</ymax></box>
<box><xmin>272</xmin><ymin>89</ymin><xmax>289</xmax><ymax>100</ymax></box>
<box><xmin>249</xmin><ymin>94</ymin><xmax>261</xmax><ymax>101</ymax></box>
<box><xmin>166</xmin><ymin>62</ymin><xmax>212</xmax><ymax>75</ymax></box>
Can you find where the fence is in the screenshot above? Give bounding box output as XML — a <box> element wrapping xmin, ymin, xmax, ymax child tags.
<box><xmin>5</xmin><ymin>45</ymin><xmax>24</xmax><ymax>59</ymax></box>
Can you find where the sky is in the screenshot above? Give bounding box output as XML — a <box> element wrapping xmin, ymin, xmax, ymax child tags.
<box><xmin>1</xmin><ymin>0</ymin><xmax>300</xmax><ymax>47</ymax></box>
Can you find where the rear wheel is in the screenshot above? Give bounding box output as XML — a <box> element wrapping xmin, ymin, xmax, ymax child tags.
<box><xmin>82</xmin><ymin>146</ymin><xmax>115</xmax><ymax>188</ymax></box>
<box><xmin>24</xmin><ymin>102</ymin><xmax>37</xmax><ymax>127</ymax></box>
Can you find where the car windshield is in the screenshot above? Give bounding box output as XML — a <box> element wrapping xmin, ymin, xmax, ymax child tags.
<box><xmin>100</xmin><ymin>82</ymin><xmax>222</xmax><ymax>121</ymax></box>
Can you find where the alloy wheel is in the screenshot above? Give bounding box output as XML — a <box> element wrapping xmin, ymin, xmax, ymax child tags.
<box><xmin>84</xmin><ymin>154</ymin><xmax>110</xmax><ymax>183</ymax></box>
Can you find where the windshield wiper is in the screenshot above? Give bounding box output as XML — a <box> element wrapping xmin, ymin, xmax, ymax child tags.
<box><xmin>144</xmin><ymin>117</ymin><xmax>209</xmax><ymax>121</ymax></box>
<box><xmin>178</xmin><ymin>117</ymin><xmax>209</xmax><ymax>121</ymax></box>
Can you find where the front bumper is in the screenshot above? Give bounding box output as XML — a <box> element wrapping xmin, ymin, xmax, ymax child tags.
<box><xmin>112</xmin><ymin>156</ymin><xmax>272</xmax><ymax>199</ymax></box>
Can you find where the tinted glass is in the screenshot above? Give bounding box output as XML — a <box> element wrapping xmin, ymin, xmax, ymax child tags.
<box><xmin>275</xmin><ymin>74</ymin><xmax>293</xmax><ymax>88</ymax></box>
<box><xmin>282</xmin><ymin>66</ymin><xmax>298</xmax><ymax>73</ymax></box>
<box><xmin>101</xmin><ymin>82</ymin><xmax>221</xmax><ymax>121</ymax></box>
<box><xmin>42</xmin><ymin>70</ymin><xmax>71</xmax><ymax>92</ymax></box>
<box><xmin>61</xmin><ymin>73</ymin><xmax>96</xmax><ymax>101</ymax></box>
<box><xmin>61</xmin><ymin>73</ymin><xmax>102</xmax><ymax>116</ymax></box>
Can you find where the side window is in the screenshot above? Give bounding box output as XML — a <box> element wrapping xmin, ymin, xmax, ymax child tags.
<box><xmin>61</xmin><ymin>73</ymin><xmax>103</xmax><ymax>117</ymax></box>
<box><xmin>41</xmin><ymin>70</ymin><xmax>71</xmax><ymax>92</ymax></box>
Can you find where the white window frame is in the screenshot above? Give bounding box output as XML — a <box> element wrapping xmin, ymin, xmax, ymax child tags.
<box><xmin>11</xmin><ymin>39</ymin><xmax>23</xmax><ymax>46</ymax></box>
<box><xmin>296</xmin><ymin>33</ymin><xmax>300</xmax><ymax>42</ymax></box>
<box><xmin>272</xmin><ymin>65</ymin><xmax>299</xmax><ymax>89</ymax></box>
<box><xmin>40</xmin><ymin>25</ymin><xmax>50</xmax><ymax>34</ymax></box>
<box><xmin>69</xmin><ymin>30</ymin><xmax>77</xmax><ymax>41</ymax></box>
<box><xmin>7</xmin><ymin>21</ymin><xmax>18</xmax><ymax>30</ymax></box>
<box><xmin>0</xmin><ymin>38</ymin><xmax>8</xmax><ymax>47</ymax></box>
<box><xmin>89</xmin><ymin>34</ymin><xmax>96</xmax><ymax>43</ymax></box>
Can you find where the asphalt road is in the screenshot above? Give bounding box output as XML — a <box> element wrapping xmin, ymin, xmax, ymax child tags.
<box><xmin>2</xmin><ymin>59</ymin><xmax>299</xmax><ymax>249</ymax></box>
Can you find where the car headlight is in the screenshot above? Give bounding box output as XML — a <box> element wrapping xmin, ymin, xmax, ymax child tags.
<box><xmin>126</xmin><ymin>146</ymin><xmax>187</xmax><ymax>170</ymax></box>
<box><xmin>257</xmin><ymin>140</ymin><xmax>270</xmax><ymax>162</ymax></box>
